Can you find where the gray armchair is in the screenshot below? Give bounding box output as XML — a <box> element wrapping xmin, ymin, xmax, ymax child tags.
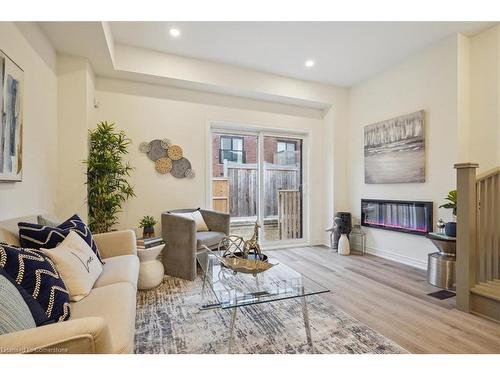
<box><xmin>161</xmin><ymin>208</ymin><xmax>230</xmax><ymax>281</ymax></box>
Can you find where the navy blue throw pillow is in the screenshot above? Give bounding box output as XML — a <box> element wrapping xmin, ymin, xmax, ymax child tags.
<box><xmin>18</xmin><ymin>214</ymin><xmax>103</xmax><ymax>263</ymax></box>
<box><xmin>0</xmin><ymin>243</ymin><xmax>70</xmax><ymax>322</ymax></box>
<box><xmin>0</xmin><ymin>268</ymin><xmax>54</xmax><ymax>327</ymax></box>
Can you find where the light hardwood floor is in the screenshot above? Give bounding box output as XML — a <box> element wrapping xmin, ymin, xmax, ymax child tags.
<box><xmin>270</xmin><ymin>246</ymin><xmax>500</xmax><ymax>354</ymax></box>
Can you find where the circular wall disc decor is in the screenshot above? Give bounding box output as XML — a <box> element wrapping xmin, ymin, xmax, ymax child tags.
<box><xmin>161</xmin><ymin>138</ymin><xmax>172</xmax><ymax>149</ymax></box>
<box><xmin>185</xmin><ymin>168</ymin><xmax>195</xmax><ymax>178</ymax></box>
<box><xmin>167</xmin><ymin>145</ymin><xmax>183</xmax><ymax>161</ymax></box>
<box><xmin>171</xmin><ymin>157</ymin><xmax>191</xmax><ymax>178</ymax></box>
<box><xmin>155</xmin><ymin>157</ymin><xmax>173</xmax><ymax>174</ymax></box>
<box><xmin>139</xmin><ymin>142</ymin><xmax>151</xmax><ymax>153</ymax></box>
<box><xmin>147</xmin><ymin>139</ymin><xmax>167</xmax><ymax>161</ymax></box>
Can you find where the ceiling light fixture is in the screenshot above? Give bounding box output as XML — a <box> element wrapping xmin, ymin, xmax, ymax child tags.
<box><xmin>169</xmin><ymin>28</ymin><xmax>181</xmax><ymax>38</ymax></box>
<box><xmin>305</xmin><ymin>59</ymin><xmax>315</xmax><ymax>68</ymax></box>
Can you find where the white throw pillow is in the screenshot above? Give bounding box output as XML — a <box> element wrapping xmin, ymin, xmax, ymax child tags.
<box><xmin>42</xmin><ymin>231</ymin><xmax>103</xmax><ymax>301</ymax></box>
<box><xmin>173</xmin><ymin>210</ymin><xmax>209</xmax><ymax>232</ymax></box>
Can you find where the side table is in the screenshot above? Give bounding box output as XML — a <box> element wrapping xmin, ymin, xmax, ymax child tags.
<box><xmin>426</xmin><ymin>232</ymin><xmax>456</xmax><ymax>290</ymax></box>
<box><xmin>137</xmin><ymin>244</ymin><xmax>164</xmax><ymax>290</ymax></box>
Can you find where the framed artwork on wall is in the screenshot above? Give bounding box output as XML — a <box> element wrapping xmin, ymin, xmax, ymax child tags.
<box><xmin>0</xmin><ymin>49</ymin><xmax>24</xmax><ymax>182</ymax></box>
<box><xmin>364</xmin><ymin>110</ymin><xmax>425</xmax><ymax>184</ymax></box>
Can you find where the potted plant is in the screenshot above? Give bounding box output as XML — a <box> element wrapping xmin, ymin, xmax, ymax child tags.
<box><xmin>85</xmin><ymin>121</ymin><xmax>135</xmax><ymax>234</ymax></box>
<box><xmin>439</xmin><ymin>190</ymin><xmax>457</xmax><ymax>237</ymax></box>
<box><xmin>139</xmin><ymin>216</ymin><xmax>158</xmax><ymax>238</ymax></box>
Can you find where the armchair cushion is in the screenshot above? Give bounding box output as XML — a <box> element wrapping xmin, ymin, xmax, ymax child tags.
<box><xmin>171</xmin><ymin>210</ymin><xmax>209</xmax><ymax>232</ymax></box>
<box><xmin>196</xmin><ymin>231</ymin><xmax>226</xmax><ymax>250</ymax></box>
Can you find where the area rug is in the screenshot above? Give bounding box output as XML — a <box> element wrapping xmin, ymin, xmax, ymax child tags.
<box><xmin>134</xmin><ymin>276</ymin><xmax>407</xmax><ymax>354</ymax></box>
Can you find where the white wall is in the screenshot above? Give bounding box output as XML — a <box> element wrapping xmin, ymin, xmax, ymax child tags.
<box><xmin>56</xmin><ymin>55</ymin><xmax>95</xmax><ymax>220</ymax></box>
<box><xmin>93</xmin><ymin>78</ymin><xmax>334</xmax><ymax>245</ymax></box>
<box><xmin>468</xmin><ymin>25</ymin><xmax>500</xmax><ymax>172</ymax></box>
<box><xmin>0</xmin><ymin>22</ymin><xmax>58</xmax><ymax>221</ymax></box>
<box><xmin>348</xmin><ymin>36</ymin><xmax>459</xmax><ymax>269</ymax></box>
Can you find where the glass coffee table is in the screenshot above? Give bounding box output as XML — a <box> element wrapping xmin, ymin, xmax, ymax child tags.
<box><xmin>196</xmin><ymin>251</ymin><xmax>330</xmax><ymax>353</ymax></box>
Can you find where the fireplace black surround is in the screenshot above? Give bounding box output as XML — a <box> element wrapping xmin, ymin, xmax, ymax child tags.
<box><xmin>361</xmin><ymin>199</ymin><xmax>433</xmax><ymax>236</ymax></box>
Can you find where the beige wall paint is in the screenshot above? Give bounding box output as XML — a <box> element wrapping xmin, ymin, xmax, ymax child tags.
<box><xmin>348</xmin><ymin>36</ymin><xmax>459</xmax><ymax>269</ymax></box>
<box><xmin>56</xmin><ymin>55</ymin><xmax>95</xmax><ymax>221</ymax></box>
<box><xmin>92</xmin><ymin>78</ymin><xmax>336</xmax><ymax>245</ymax></box>
<box><xmin>468</xmin><ymin>25</ymin><xmax>500</xmax><ymax>172</ymax></box>
<box><xmin>0</xmin><ymin>22</ymin><xmax>58</xmax><ymax>221</ymax></box>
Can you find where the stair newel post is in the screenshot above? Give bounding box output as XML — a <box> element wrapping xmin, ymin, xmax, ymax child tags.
<box><xmin>454</xmin><ymin>162</ymin><xmax>479</xmax><ymax>312</ymax></box>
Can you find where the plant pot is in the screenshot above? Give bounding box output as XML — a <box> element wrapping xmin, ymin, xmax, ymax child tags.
<box><xmin>143</xmin><ymin>226</ymin><xmax>155</xmax><ymax>239</ymax></box>
<box><xmin>444</xmin><ymin>222</ymin><xmax>456</xmax><ymax>237</ymax></box>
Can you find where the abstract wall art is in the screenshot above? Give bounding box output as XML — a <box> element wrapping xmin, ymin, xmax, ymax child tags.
<box><xmin>364</xmin><ymin>110</ymin><xmax>425</xmax><ymax>184</ymax></box>
<box><xmin>0</xmin><ymin>50</ymin><xmax>24</xmax><ymax>182</ymax></box>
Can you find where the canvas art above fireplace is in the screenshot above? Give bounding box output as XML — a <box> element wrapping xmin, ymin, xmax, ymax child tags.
<box><xmin>364</xmin><ymin>110</ymin><xmax>425</xmax><ymax>184</ymax></box>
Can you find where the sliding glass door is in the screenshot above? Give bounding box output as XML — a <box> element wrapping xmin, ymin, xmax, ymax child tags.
<box><xmin>211</xmin><ymin>128</ymin><xmax>305</xmax><ymax>245</ymax></box>
<box><xmin>262</xmin><ymin>135</ymin><xmax>303</xmax><ymax>242</ymax></box>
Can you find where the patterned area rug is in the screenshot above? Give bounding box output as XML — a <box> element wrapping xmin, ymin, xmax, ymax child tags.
<box><xmin>134</xmin><ymin>276</ymin><xmax>407</xmax><ymax>354</ymax></box>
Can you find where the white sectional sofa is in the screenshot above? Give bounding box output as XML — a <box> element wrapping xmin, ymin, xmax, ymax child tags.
<box><xmin>0</xmin><ymin>215</ymin><xmax>139</xmax><ymax>354</ymax></box>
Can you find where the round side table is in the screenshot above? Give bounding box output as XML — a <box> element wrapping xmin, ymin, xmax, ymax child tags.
<box><xmin>137</xmin><ymin>244</ymin><xmax>164</xmax><ymax>290</ymax></box>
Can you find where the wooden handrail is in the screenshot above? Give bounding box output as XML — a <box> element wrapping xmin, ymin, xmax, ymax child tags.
<box><xmin>476</xmin><ymin>165</ymin><xmax>500</xmax><ymax>182</ymax></box>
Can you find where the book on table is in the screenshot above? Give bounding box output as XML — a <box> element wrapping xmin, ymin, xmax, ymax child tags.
<box><xmin>137</xmin><ymin>236</ymin><xmax>164</xmax><ymax>249</ymax></box>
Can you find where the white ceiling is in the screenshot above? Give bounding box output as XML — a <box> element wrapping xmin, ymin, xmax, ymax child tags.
<box><xmin>109</xmin><ymin>21</ymin><xmax>493</xmax><ymax>87</ymax></box>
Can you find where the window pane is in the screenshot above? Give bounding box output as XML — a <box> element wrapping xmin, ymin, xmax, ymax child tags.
<box><xmin>236</xmin><ymin>151</ymin><xmax>243</xmax><ymax>163</ymax></box>
<box><xmin>221</xmin><ymin>137</ymin><xmax>232</xmax><ymax>150</ymax></box>
<box><xmin>287</xmin><ymin>143</ymin><xmax>296</xmax><ymax>151</ymax></box>
<box><xmin>277</xmin><ymin>142</ymin><xmax>286</xmax><ymax>152</ymax></box>
<box><xmin>233</xmin><ymin>138</ymin><xmax>243</xmax><ymax>151</ymax></box>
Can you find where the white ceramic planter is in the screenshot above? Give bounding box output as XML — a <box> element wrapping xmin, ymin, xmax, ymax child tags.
<box><xmin>338</xmin><ymin>234</ymin><xmax>350</xmax><ymax>256</ymax></box>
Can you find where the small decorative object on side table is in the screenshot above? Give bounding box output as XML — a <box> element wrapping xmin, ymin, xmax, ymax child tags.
<box><xmin>349</xmin><ymin>224</ymin><xmax>366</xmax><ymax>255</ymax></box>
<box><xmin>439</xmin><ymin>190</ymin><xmax>457</xmax><ymax>237</ymax></box>
<box><xmin>137</xmin><ymin>237</ymin><xmax>165</xmax><ymax>290</ymax></box>
<box><xmin>139</xmin><ymin>215</ymin><xmax>158</xmax><ymax>239</ymax></box>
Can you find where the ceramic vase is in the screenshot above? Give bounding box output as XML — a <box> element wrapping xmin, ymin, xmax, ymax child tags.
<box><xmin>338</xmin><ymin>234</ymin><xmax>350</xmax><ymax>256</ymax></box>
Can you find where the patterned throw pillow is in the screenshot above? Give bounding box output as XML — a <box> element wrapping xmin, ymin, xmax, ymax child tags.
<box><xmin>18</xmin><ymin>214</ymin><xmax>102</xmax><ymax>263</ymax></box>
<box><xmin>0</xmin><ymin>243</ymin><xmax>71</xmax><ymax>322</ymax></box>
<box><xmin>0</xmin><ymin>268</ymin><xmax>53</xmax><ymax>327</ymax></box>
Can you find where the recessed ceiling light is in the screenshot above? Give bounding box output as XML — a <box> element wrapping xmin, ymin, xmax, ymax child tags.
<box><xmin>305</xmin><ymin>59</ymin><xmax>315</xmax><ymax>68</ymax></box>
<box><xmin>169</xmin><ymin>28</ymin><xmax>181</xmax><ymax>38</ymax></box>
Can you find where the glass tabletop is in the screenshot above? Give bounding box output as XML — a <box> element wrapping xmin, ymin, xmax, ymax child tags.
<box><xmin>196</xmin><ymin>251</ymin><xmax>330</xmax><ymax>309</ymax></box>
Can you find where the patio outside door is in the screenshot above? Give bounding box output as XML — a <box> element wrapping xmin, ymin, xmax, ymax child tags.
<box><xmin>210</xmin><ymin>128</ymin><xmax>305</xmax><ymax>246</ymax></box>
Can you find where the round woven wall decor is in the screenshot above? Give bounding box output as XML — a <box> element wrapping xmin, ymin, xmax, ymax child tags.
<box><xmin>185</xmin><ymin>168</ymin><xmax>195</xmax><ymax>178</ymax></box>
<box><xmin>155</xmin><ymin>157</ymin><xmax>172</xmax><ymax>174</ymax></box>
<box><xmin>139</xmin><ymin>142</ymin><xmax>151</xmax><ymax>153</ymax></box>
<box><xmin>147</xmin><ymin>139</ymin><xmax>167</xmax><ymax>161</ymax></box>
<box><xmin>161</xmin><ymin>138</ymin><xmax>172</xmax><ymax>149</ymax></box>
<box><xmin>171</xmin><ymin>157</ymin><xmax>191</xmax><ymax>178</ymax></box>
<box><xmin>167</xmin><ymin>145</ymin><xmax>183</xmax><ymax>161</ymax></box>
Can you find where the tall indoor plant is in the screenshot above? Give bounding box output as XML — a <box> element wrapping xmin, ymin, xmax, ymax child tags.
<box><xmin>85</xmin><ymin>121</ymin><xmax>135</xmax><ymax>233</ymax></box>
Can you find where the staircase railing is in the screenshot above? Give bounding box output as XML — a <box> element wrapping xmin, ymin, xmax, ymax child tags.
<box><xmin>455</xmin><ymin>163</ymin><xmax>500</xmax><ymax>312</ymax></box>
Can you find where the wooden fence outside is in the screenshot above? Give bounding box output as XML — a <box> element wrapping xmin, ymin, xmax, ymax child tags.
<box><xmin>212</xmin><ymin>161</ymin><xmax>301</xmax><ymax>218</ymax></box>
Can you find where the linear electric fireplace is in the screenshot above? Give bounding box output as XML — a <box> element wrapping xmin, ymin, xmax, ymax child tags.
<box><xmin>361</xmin><ymin>199</ymin><xmax>433</xmax><ymax>236</ymax></box>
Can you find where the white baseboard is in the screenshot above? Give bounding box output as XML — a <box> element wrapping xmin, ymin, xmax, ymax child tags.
<box><xmin>284</xmin><ymin>241</ymin><xmax>427</xmax><ymax>271</ymax></box>
<box><xmin>365</xmin><ymin>246</ymin><xmax>427</xmax><ymax>270</ymax></box>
